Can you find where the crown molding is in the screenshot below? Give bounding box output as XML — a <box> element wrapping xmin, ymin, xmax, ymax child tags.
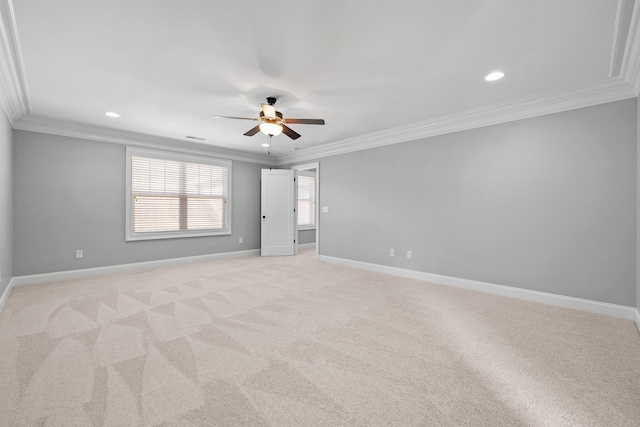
<box><xmin>621</xmin><ymin>0</ymin><xmax>640</xmax><ymax>90</ymax></box>
<box><xmin>611</xmin><ymin>0</ymin><xmax>635</xmax><ymax>77</ymax></box>
<box><xmin>0</xmin><ymin>0</ymin><xmax>29</xmax><ymax>124</ymax></box>
<box><xmin>13</xmin><ymin>115</ymin><xmax>271</xmax><ymax>164</ymax></box>
<box><xmin>15</xmin><ymin>75</ymin><xmax>636</xmax><ymax>168</ymax></box>
<box><xmin>275</xmin><ymin>77</ymin><xmax>637</xmax><ymax>166</ymax></box>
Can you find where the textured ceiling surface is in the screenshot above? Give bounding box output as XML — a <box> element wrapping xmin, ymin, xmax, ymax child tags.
<box><xmin>10</xmin><ymin>0</ymin><xmax>622</xmax><ymax>156</ymax></box>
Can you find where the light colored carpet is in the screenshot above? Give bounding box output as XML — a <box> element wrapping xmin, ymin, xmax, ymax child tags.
<box><xmin>0</xmin><ymin>249</ymin><xmax>638</xmax><ymax>426</ymax></box>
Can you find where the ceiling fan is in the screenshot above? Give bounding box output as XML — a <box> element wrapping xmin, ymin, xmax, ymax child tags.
<box><xmin>213</xmin><ymin>97</ymin><xmax>325</xmax><ymax>140</ymax></box>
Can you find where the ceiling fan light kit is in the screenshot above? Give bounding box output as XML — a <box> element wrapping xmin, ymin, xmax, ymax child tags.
<box><xmin>214</xmin><ymin>97</ymin><xmax>325</xmax><ymax>143</ymax></box>
<box><xmin>259</xmin><ymin>122</ymin><xmax>283</xmax><ymax>136</ymax></box>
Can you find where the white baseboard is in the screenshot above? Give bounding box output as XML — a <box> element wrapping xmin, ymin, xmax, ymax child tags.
<box><xmin>4</xmin><ymin>251</ymin><xmax>636</xmax><ymax>324</ymax></box>
<box><xmin>298</xmin><ymin>243</ymin><xmax>316</xmax><ymax>249</ymax></box>
<box><xmin>10</xmin><ymin>249</ymin><xmax>261</xmax><ymax>288</ymax></box>
<box><xmin>319</xmin><ymin>255</ymin><xmax>636</xmax><ymax>321</ymax></box>
<box><xmin>0</xmin><ymin>278</ymin><xmax>15</xmax><ymax>313</ymax></box>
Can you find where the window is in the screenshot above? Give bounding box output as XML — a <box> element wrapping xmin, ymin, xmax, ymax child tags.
<box><xmin>297</xmin><ymin>172</ymin><xmax>316</xmax><ymax>228</ymax></box>
<box><xmin>126</xmin><ymin>147</ymin><xmax>231</xmax><ymax>240</ymax></box>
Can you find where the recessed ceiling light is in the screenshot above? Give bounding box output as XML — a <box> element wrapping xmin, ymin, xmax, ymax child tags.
<box><xmin>261</xmin><ymin>143</ymin><xmax>270</xmax><ymax>147</ymax></box>
<box><xmin>105</xmin><ymin>112</ymin><xmax>120</xmax><ymax>118</ymax></box>
<box><xmin>485</xmin><ymin>71</ymin><xmax>505</xmax><ymax>82</ymax></box>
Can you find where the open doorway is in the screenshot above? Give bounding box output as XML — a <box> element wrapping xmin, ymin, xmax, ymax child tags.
<box><xmin>291</xmin><ymin>162</ymin><xmax>319</xmax><ymax>259</ymax></box>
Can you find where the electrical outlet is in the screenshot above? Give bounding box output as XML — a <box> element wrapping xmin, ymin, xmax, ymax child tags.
<box><xmin>76</xmin><ymin>249</ymin><xmax>83</xmax><ymax>259</ymax></box>
<box><xmin>407</xmin><ymin>251</ymin><xmax>412</xmax><ymax>259</ymax></box>
<box><xmin>239</xmin><ymin>237</ymin><xmax>243</xmax><ymax>244</ymax></box>
<box><xmin>389</xmin><ymin>248</ymin><xmax>394</xmax><ymax>257</ymax></box>
<box><xmin>322</xmin><ymin>206</ymin><xmax>329</xmax><ymax>213</ymax></box>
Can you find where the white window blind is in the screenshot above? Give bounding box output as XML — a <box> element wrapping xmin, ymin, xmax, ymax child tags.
<box><xmin>297</xmin><ymin>174</ymin><xmax>316</xmax><ymax>227</ymax></box>
<box><xmin>126</xmin><ymin>147</ymin><xmax>231</xmax><ymax>240</ymax></box>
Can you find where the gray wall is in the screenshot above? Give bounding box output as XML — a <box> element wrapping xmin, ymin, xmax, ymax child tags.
<box><xmin>13</xmin><ymin>131</ymin><xmax>265</xmax><ymax>275</ymax></box>
<box><xmin>298</xmin><ymin>229</ymin><xmax>316</xmax><ymax>245</ymax></box>
<box><xmin>319</xmin><ymin>99</ymin><xmax>637</xmax><ymax>306</ymax></box>
<box><xmin>637</xmin><ymin>95</ymin><xmax>640</xmax><ymax>316</ymax></box>
<box><xmin>0</xmin><ymin>110</ymin><xmax>12</xmax><ymax>296</ymax></box>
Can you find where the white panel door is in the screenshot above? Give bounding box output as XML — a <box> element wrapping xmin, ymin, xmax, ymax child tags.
<box><xmin>261</xmin><ymin>169</ymin><xmax>297</xmax><ymax>256</ymax></box>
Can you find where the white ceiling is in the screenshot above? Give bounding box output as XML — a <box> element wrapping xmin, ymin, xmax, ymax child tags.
<box><xmin>2</xmin><ymin>0</ymin><xmax>639</xmax><ymax>161</ymax></box>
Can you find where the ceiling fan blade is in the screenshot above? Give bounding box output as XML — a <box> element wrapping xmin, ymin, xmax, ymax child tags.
<box><xmin>281</xmin><ymin>124</ymin><xmax>301</xmax><ymax>140</ymax></box>
<box><xmin>243</xmin><ymin>125</ymin><xmax>261</xmax><ymax>136</ymax></box>
<box><xmin>284</xmin><ymin>118</ymin><xmax>325</xmax><ymax>125</ymax></box>
<box><xmin>261</xmin><ymin>103</ymin><xmax>276</xmax><ymax>118</ymax></box>
<box><xmin>213</xmin><ymin>115</ymin><xmax>258</xmax><ymax>121</ymax></box>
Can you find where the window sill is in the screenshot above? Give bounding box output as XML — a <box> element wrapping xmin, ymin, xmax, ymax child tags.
<box><xmin>126</xmin><ymin>229</ymin><xmax>231</xmax><ymax>241</ymax></box>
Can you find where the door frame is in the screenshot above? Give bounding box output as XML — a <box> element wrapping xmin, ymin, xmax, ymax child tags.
<box><xmin>291</xmin><ymin>162</ymin><xmax>320</xmax><ymax>260</ymax></box>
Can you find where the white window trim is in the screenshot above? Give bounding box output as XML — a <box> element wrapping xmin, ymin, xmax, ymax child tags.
<box><xmin>296</xmin><ymin>170</ymin><xmax>316</xmax><ymax>229</ymax></box>
<box><xmin>126</xmin><ymin>146</ymin><xmax>232</xmax><ymax>241</ymax></box>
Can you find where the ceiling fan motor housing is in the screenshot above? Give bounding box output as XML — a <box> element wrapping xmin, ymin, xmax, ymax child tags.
<box><xmin>260</xmin><ymin>110</ymin><xmax>283</xmax><ymax>123</ymax></box>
